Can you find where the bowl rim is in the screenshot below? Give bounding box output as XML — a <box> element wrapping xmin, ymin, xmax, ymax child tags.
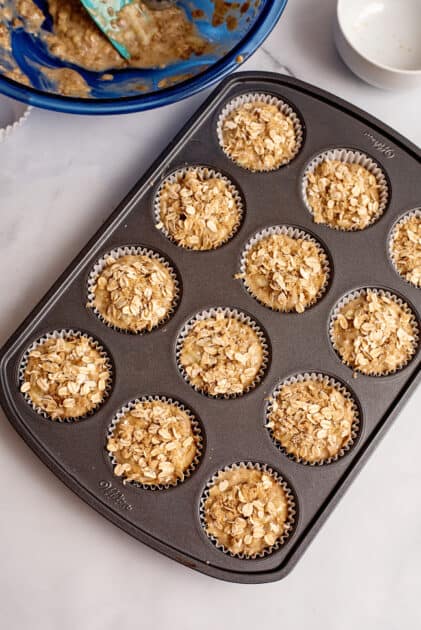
<box><xmin>337</xmin><ymin>0</ymin><xmax>421</xmax><ymax>76</ymax></box>
<box><xmin>0</xmin><ymin>0</ymin><xmax>288</xmax><ymax>115</ymax></box>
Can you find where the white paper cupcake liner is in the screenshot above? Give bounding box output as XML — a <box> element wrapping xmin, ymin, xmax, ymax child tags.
<box><xmin>302</xmin><ymin>148</ymin><xmax>390</xmax><ymax>231</ymax></box>
<box><xmin>329</xmin><ymin>288</ymin><xmax>420</xmax><ymax>376</ymax></box>
<box><xmin>106</xmin><ymin>395</ymin><xmax>203</xmax><ymax>490</ymax></box>
<box><xmin>176</xmin><ymin>307</ymin><xmax>270</xmax><ymax>399</ymax></box>
<box><xmin>19</xmin><ymin>329</ymin><xmax>113</xmax><ymax>422</ymax></box>
<box><xmin>238</xmin><ymin>225</ymin><xmax>331</xmax><ymax>312</ymax></box>
<box><xmin>154</xmin><ymin>166</ymin><xmax>244</xmax><ymax>250</ymax></box>
<box><xmin>388</xmin><ymin>208</ymin><xmax>421</xmax><ymax>288</ymax></box>
<box><xmin>266</xmin><ymin>372</ymin><xmax>361</xmax><ymax>466</ymax></box>
<box><xmin>86</xmin><ymin>246</ymin><xmax>180</xmax><ymax>334</ymax></box>
<box><xmin>216</xmin><ymin>92</ymin><xmax>304</xmax><ymax>171</ymax></box>
<box><xmin>199</xmin><ymin>461</ymin><xmax>296</xmax><ymax>559</ymax></box>
<box><xmin>0</xmin><ymin>94</ymin><xmax>31</xmax><ymax>143</ymax></box>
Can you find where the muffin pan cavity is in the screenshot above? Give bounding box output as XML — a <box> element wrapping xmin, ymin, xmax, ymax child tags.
<box><xmin>199</xmin><ymin>462</ymin><xmax>296</xmax><ymax>559</ymax></box>
<box><xmin>237</xmin><ymin>225</ymin><xmax>331</xmax><ymax>313</ymax></box>
<box><xmin>329</xmin><ymin>288</ymin><xmax>419</xmax><ymax>376</ymax></box>
<box><xmin>87</xmin><ymin>245</ymin><xmax>181</xmax><ymax>334</ymax></box>
<box><xmin>388</xmin><ymin>209</ymin><xmax>421</xmax><ymax>288</ymax></box>
<box><xmin>302</xmin><ymin>148</ymin><xmax>389</xmax><ymax>231</ymax></box>
<box><xmin>265</xmin><ymin>372</ymin><xmax>361</xmax><ymax>466</ymax></box>
<box><xmin>176</xmin><ymin>307</ymin><xmax>270</xmax><ymax>399</ymax></box>
<box><xmin>0</xmin><ymin>72</ymin><xmax>420</xmax><ymax>584</ymax></box>
<box><xmin>216</xmin><ymin>92</ymin><xmax>304</xmax><ymax>171</ymax></box>
<box><xmin>106</xmin><ymin>395</ymin><xmax>204</xmax><ymax>490</ymax></box>
<box><xmin>19</xmin><ymin>329</ymin><xmax>113</xmax><ymax>422</ymax></box>
<box><xmin>154</xmin><ymin>166</ymin><xmax>245</xmax><ymax>251</ymax></box>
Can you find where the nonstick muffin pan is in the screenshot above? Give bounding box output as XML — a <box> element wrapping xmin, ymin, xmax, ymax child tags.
<box><xmin>0</xmin><ymin>72</ymin><xmax>420</xmax><ymax>583</ymax></box>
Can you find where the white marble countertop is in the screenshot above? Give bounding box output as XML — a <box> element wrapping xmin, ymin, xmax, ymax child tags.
<box><xmin>1</xmin><ymin>0</ymin><xmax>420</xmax><ymax>627</ymax></box>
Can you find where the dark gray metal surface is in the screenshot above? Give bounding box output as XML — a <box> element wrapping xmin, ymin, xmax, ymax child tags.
<box><xmin>0</xmin><ymin>72</ymin><xmax>419</xmax><ymax>583</ymax></box>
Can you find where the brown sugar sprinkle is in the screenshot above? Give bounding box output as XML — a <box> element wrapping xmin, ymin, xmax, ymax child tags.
<box><xmin>332</xmin><ymin>291</ymin><xmax>418</xmax><ymax>375</ymax></box>
<box><xmin>237</xmin><ymin>232</ymin><xmax>328</xmax><ymax>313</ymax></box>
<box><xmin>89</xmin><ymin>253</ymin><xmax>177</xmax><ymax>332</ymax></box>
<box><xmin>306</xmin><ymin>159</ymin><xmax>382</xmax><ymax>230</ymax></box>
<box><xmin>157</xmin><ymin>169</ymin><xmax>242</xmax><ymax>250</ymax></box>
<box><xmin>203</xmin><ymin>467</ymin><xmax>290</xmax><ymax>557</ymax></box>
<box><xmin>20</xmin><ymin>335</ymin><xmax>111</xmax><ymax>419</ymax></box>
<box><xmin>267</xmin><ymin>378</ymin><xmax>356</xmax><ymax>463</ymax></box>
<box><xmin>220</xmin><ymin>100</ymin><xmax>298</xmax><ymax>172</ymax></box>
<box><xmin>390</xmin><ymin>214</ymin><xmax>421</xmax><ymax>287</ymax></box>
<box><xmin>179</xmin><ymin>312</ymin><xmax>265</xmax><ymax>396</ymax></box>
<box><xmin>107</xmin><ymin>399</ymin><xmax>200</xmax><ymax>486</ymax></box>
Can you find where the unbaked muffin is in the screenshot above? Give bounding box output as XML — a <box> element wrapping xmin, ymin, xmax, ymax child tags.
<box><xmin>305</xmin><ymin>159</ymin><xmax>382</xmax><ymax>230</ymax></box>
<box><xmin>203</xmin><ymin>466</ymin><xmax>291</xmax><ymax>557</ymax></box>
<box><xmin>88</xmin><ymin>252</ymin><xmax>177</xmax><ymax>332</ymax></box>
<box><xmin>20</xmin><ymin>333</ymin><xmax>111</xmax><ymax>419</ymax></box>
<box><xmin>267</xmin><ymin>376</ymin><xmax>357</xmax><ymax>463</ymax></box>
<box><xmin>390</xmin><ymin>212</ymin><xmax>421</xmax><ymax>287</ymax></box>
<box><xmin>219</xmin><ymin>99</ymin><xmax>299</xmax><ymax>171</ymax></box>
<box><xmin>237</xmin><ymin>231</ymin><xmax>329</xmax><ymax>313</ymax></box>
<box><xmin>107</xmin><ymin>398</ymin><xmax>200</xmax><ymax>486</ymax></box>
<box><xmin>157</xmin><ymin>168</ymin><xmax>242</xmax><ymax>250</ymax></box>
<box><xmin>331</xmin><ymin>290</ymin><xmax>418</xmax><ymax>375</ymax></box>
<box><xmin>178</xmin><ymin>311</ymin><xmax>266</xmax><ymax>396</ymax></box>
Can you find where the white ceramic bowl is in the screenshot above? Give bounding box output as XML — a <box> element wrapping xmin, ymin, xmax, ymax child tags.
<box><xmin>334</xmin><ymin>0</ymin><xmax>421</xmax><ymax>90</ymax></box>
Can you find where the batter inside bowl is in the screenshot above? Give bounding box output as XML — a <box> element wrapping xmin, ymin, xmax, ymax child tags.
<box><xmin>45</xmin><ymin>0</ymin><xmax>209</xmax><ymax>71</ymax></box>
<box><xmin>0</xmin><ymin>0</ymin><xmax>211</xmax><ymax>96</ymax></box>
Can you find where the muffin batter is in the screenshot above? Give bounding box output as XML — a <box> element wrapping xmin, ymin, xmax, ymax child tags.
<box><xmin>0</xmin><ymin>0</ymin><xmax>210</xmax><ymax>96</ymax></box>
<box><xmin>45</xmin><ymin>0</ymin><xmax>209</xmax><ymax>71</ymax></box>
<box><xmin>157</xmin><ymin>168</ymin><xmax>242</xmax><ymax>251</ymax></box>
<box><xmin>20</xmin><ymin>334</ymin><xmax>111</xmax><ymax>420</ymax></box>
<box><xmin>89</xmin><ymin>253</ymin><xmax>177</xmax><ymax>333</ymax></box>
<box><xmin>179</xmin><ymin>312</ymin><xmax>265</xmax><ymax>396</ymax></box>
<box><xmin>331</xmin><ymin>290</ymin><xmax>418</xmax><ymax>375</ymax></box>
<box><xmin>267</xmin><ymin>377</ymin><xmax>356</xmax><ymax>463</ymax></box>
<box><xmin>390</xmin><ymin>213</ymin><xmax>421</xmax><ymax>287</ymax></box>
<box><xmin>203</xmin><ymin>466</ymin><xmax>291</xmax><ymax>557</ymax></box>
<box><xmin>306</xmin><ymin>159</ymin><xmax>382</xmax><ymax>231</ymax></box>
<box><xmin>42</xmin><ymin>66</ymin><xmax>90</xmax><ymax>97</ymax></box>
<box><xmin>237</xmin><ymin>232</ymin><xmax>329</xmax><ymax>313</ymax></box>
<box><xmin>107</xmin><ymin>399</ymin><xmax>200</xmax><ymax>486</ymax></box>
<box><xmin>220</xmin><ymin>100</ymin><xmax>299</xmax><ymax>171</ymax></box>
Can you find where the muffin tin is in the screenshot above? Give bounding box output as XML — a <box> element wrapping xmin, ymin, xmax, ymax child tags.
<box><xmin>0</xmin><ymin>71</ymin><xmax>420</xmax><ymax>583</ymax></box>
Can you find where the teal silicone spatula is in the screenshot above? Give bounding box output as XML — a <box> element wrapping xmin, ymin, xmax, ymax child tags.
<box><xmin>79</xmin><ymin>0</ymin><xmax>157</xmax><ymax>60</ymax></box>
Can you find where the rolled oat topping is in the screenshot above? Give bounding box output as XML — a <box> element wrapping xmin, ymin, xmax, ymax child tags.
<box><xmin>157</xmin><ymin>169</ymin><xmax>241</xmax><ymax>250</ymax></box>
<box><xmin>20</xmin><ymin>335</ymin><xmax>111</xmax><ymax>419</ymax></box>
<box><xmin>332</xmin><ymin>291</ymin><xmax>418</xmax><ymax>375</ymax></box>
<box><xmin>237</xmin><ymin>232</ymin><xmax>328</xmax><ymax>313</ymax></box>
<box><xmin>107</xmin><ymin>399</ymin><xmax>199</xmax><ymax>485</ymax></box>
<box><xmin>267</xmin><ymin>378</ymin><xmax>356</xmax><ymax>463</ymax></box>
<box><xmin>89</xmin><ymin>253</ymin><xmax>177</xmax><ymax>332</ymax></box>
<box><xmin>203</xmin><ymin>467</ymin><xmax>290</xmax><ymax>557</ymax></box>
<box><xmin>179</xmin><ymin>313</ymin><xmax>265</xmax><ymax>396</ymax></box>
<box><xmin>390</xmin><ymin>214</ymin><xmax>421</xmax><ymax>287</ymax></box>
<box><xmin>306</xmin><ymin>159</ymin><xmax>382</xmax><ymax>230</ymax></box>
<box><xmin>220</xmin><ymin>100</ymin><xmax>298</xmax><ymax>172</ymax></box>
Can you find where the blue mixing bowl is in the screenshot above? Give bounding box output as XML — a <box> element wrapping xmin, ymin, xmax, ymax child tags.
<box><xmin>0</xmin><ymin>0</ymin><xmax>288</xmax><ymax>114</ymax></box>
